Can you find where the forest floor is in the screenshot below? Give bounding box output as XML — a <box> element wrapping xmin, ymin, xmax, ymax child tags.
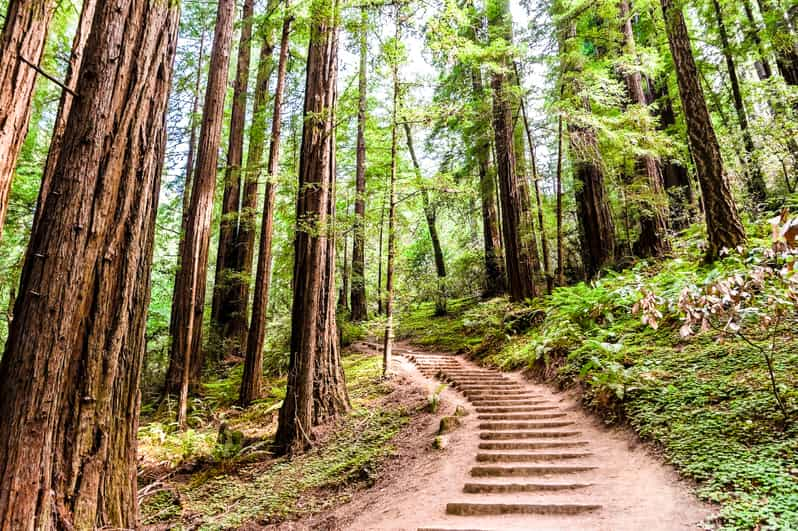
<box><xmin>138</xmin><ymin>343</ymin><xmax>458</xmax><ymax>530</ymax></box>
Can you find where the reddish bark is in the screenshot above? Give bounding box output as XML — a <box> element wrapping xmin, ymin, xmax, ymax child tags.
<box><xmin>0</xmin><ymin>1</ymin><xmax>179</xmax><ymax>527</ymax></box>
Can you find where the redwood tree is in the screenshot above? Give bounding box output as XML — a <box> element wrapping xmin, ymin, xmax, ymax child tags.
<box><xmin>661</xmin><ymin>0</ymin><xmax>746</xmax><ymax>258</ymax></box>
<box><xmin>241</xmin><ymin>4</ymin><xmax>292</xmax><ymax>406</ymax></box>
<box><xmin>488</xmin><ymin>0</ymin><xmax>538</xmax><ymax>301</ymax></box>
<box><xmin>167</xmin><ymin>0</ymin><xmax>236</xmax><ymax>426</ymax></box>
<box><xmin>211</xmin><ymin>0</ymin><xmax>255</xmax><ymax>356</ymax></box>
<box><xmin>274</xmin><ymin>0</ymin><xmax>349</xmax><ymax>454</ymax></box>
<box><xmin>31</xmin><ymin>0</ymin><xmax>97</xmax><ymax>236</ymax></box>
<box><xmin>0</xmin><ymin>0</ymin><xmax>57</xmax><ymax>240</ymax></box>
<box><xmin>0</xmin><ymin>1</ymin><xmax>179</xmax><ymax>527</ymax></box>
<box><xmin>619</xmin><ymin>0</ymin><xmax>670</xmax><ymax>258</ymax></box>
<box><xmin>350</xmin><ymin>5</ymin><xmax>369</xmax><ymax>321</ymax></box>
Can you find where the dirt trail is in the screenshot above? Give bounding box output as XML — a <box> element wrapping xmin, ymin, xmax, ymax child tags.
<box><xmin>343</xmin><ymin>342</ymin><xmax>712</xmax><ymax>531</ymax></box>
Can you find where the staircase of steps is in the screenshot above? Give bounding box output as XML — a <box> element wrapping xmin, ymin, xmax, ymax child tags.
<box><xmin>402</xmin><ymin>349</ymin><xmax>603</xmax><ymax>531</ymax></box>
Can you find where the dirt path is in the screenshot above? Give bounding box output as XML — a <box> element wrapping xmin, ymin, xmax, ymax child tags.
<box><xmin>342</xmin><ymin>342</ymin><xmax>712</xmax><ymax>531</ymax></box>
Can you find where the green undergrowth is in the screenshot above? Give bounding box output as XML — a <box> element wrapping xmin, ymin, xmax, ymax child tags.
<box><xmin>139</xmin><ymin>353</ymin><xmax>411</xmax><ymax>529</ymax></box>
<box><xmin>397</xmin><ymin>223</ymin><xmax>798</xmax><ymax>529</ymax></box>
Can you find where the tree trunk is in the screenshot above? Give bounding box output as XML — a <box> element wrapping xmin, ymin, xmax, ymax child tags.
<box><xmin>31</xmin><ymin>0</ymin><xmax>97</xmax><ymax>236</ymax></box>
<box><xmin>559</xmin><ymin>20</ymin><xmax>616</xmax><ymax>278</ymax></box>
<box><xmin>240</xmin><ymin>6</ymin><xmax>291</xmax><ymax>407</ymax></box>
<box><xmin>757</xmin><ymin>0</ymin><xmax>798</xmax><ymax>85</ymax></box>
<box><xmin>619</xmin><ymin>0</ymin><xmax>670</xmax><ymax>258</ymax></box>
<box><xmin>0</xmin><ymin>0</ymin><xmax>57</xmax><ymax>240</ymax></box>
<box><xmin>383</xmin><ymin>9</ymin><xmax>400</xmax><ymax>376</ymax></box>
<box><xmin>0</xmin><ymin>1</ymin><xmax>179</xmax><ymax>527</ymax></box>
<box><xmin>211</xmin><ymin>0</ymin><xmax>255</xmax><ymax>358</ymax></box>
<box><xmin>377</xmin><ymin>183</ymin><xmax>386</xmax><ymax>315</ymax></box>
<box><xmin>350</xmin><ymin>5</ymin><xmax>369</xmax><ymax>321</ymax></box>
<box><xmin>167</xmin><ymin>0</ymin><xmax>236</xmax><ymax>427</ymax></box>
<box><xmin>488</xmin><ymin>0</ymin><xmax>538</xmax><ymax>301</ymax></box>
<box><xmin>742</xmin><ymin>0</ymin><xmax>774</xmax><ymax>80</ymax></box>
<box><xmin>274</xmin><ymin>0</ymin><xmax>349</xmax><ymax>454</ymax></box>
<box><xmin>661</xmin><ymin>0</ymin><xmax>746</xmax><ymax>258</ymax></box>
<box><xmin>518</xmin><ymin>85</ymin><xmax>552</xmax><ymax>291</ymax></box>
<box><xmin>472</xmin><ymin>72</ymin><xmax>505</xmax><ymax>297</ymax></box>
<box><xmin>555</xmin><ymin>113</ymin><xmax>565</xmax><ymax>286</ymax></box>
<box><xmin>710</xmin><ymin>0</ymin><xmax>767</xmax><ymax>204</ymax></box>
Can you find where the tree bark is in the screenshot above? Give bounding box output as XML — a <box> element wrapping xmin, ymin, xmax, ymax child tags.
<box><xmin>211</xmin><ymin>0</ymin><xmax>255</xmax><ymax>357</ymax></box>
<box><xmin>619</xmin><ymin>0</ymin><xmax>670</xmax><ymax>258</ymax></box>
<box><xmin>240</xmin><ymin>5</ymin><xmax>291</xmax><ymax>407</ymax></box>
<box><xmin>518</xmin><ymin>85</ymin><xmax>552</xmax><ymax>291</ymax></box>
<box><xmin>555</xmin><ymin>113</ymin><xmax>565</xmax><ymax>286</ymax></box>
<box><xmin>167</xmin><ymin>0</ymin><xmax>236</xmax><ymax>427</ymax></box>
<box><xmin>742</xmin><ymin>0</ymin><xmax>773</xmax><ymax>80</ymax></box>
<box><xmin>383</xmin><ymin>8</ymin><xmax>400</xmax><ymax>375</ymax></box>
<box><xmin>710</xmin><ymin>0</ymin><xmax>767</xmax><ymax>204</ymax></box>
<box><xmin>488</xmin><ymin>0</ymin><xmax>538</xmax><ymax>301</ymax></box>
<box><xmin>0</xmin><ymin>0</ymin><xmax>57</xmax><ymax>241</ymax></box>
<box><xmin>0</xmin><ymin>1</ymin><xmax>179</xmax><ymax>527</ymax></box>
<box><xmin>350</xmin><ymin>5</ymin><xmax>369</xmax><ymax>321</ymax></box>
<box><xmin>757</xmin><ymin>0</ymin><xmax>798</xmax><ymax>85</ymax></box>
<box><xmin>471</xmin><ymin>67</ymin><xmax>505</xmax><ymax>297</ymax></box>
<box><xmin>661</xmin><ymin>0</ymin><xmax>746</xmax><ymax>258</ymax></box>
<box><xmin>31</xmin><ymin>0</ymin><xmax>97</xmax><ymax>236</ymax></box>
<box><xmin>560</xmin><ymin>21</ymin><xmax>616</xmax><ymax>278</ymax></box>
<box><xmin>274</xmin><ymin>0</ymin><xmax>349</xmax><ymax>454</ymax></box>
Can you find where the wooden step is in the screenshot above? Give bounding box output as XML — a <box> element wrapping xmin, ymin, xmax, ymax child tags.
<box><xmin>475</xmin><ymin>406</ymin><xmax>558</xmax><ymax>413</ymax></box>
<box><xmin>479</xmin><ymin>421</ymin><xmax>574</xmax><ymax>430</ymax></box>
<box><xmin>446</xmin><ymin>502</ymin><xmax>602</xmax><ymax>516</ymax></box>
<box><xmin>470</xmin><ymin>465</ymin><xmax>597</xmax><ymax>477</ymax></box>
<box><xmin>478</xmin><ymin>440</ymin><xmax>589</xmax><ymax>450</ymax></box>
<box><xmin>462</xmin><ymin>481</ymin><xmax>593</xmax><ymax>493</ymax></box>
<box><xmin>477</xmin><ymin>413</ymin><xmax>567</xmax><ymax>421</ymax></box>
<box><xmin>475</xmin><ymin>451</ymin><xmax>593</xmax><ymax>462</ymax></box>
<box><xmin>479</xmin><ymin>430</ymin><xmax>582</xmax><ymax>440</ymax></box>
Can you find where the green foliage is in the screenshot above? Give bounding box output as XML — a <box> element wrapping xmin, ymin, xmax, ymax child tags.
<box><xmin>398</xmin><ymin>225</ymin><xmax>798</xmax><ymax>528</ymax></box>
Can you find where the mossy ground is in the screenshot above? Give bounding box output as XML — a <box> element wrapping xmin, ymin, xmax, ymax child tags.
<box><xmin>138</xmin><ymin>353</ymin><xmax>411</xmax><ymax>529</ymax></box>
<box><xmin>396</xmin><ymin>226</ymin><xmax>798</xmax><ymax>530</ymax></box>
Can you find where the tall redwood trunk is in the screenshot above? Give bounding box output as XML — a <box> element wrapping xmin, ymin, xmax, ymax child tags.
<box><xmin>710</xmin><ymin>0</ymin><xmax>766</xmax><ymax>205</ymax></box>
<box><xmin>518</xmin><ymin>85</ymin><xmax>552</xmax><ymax>291</ymax></box>
<box><xmin>211</xmin><ymin>0</ymin><xmax>255</xmax><ymax>356</ymax></box>
<box><xmin>275</xmin><ymin>0</ymin><xmax>349</xmax><ymax>454</ymax></box>
<box><xmin>470</xmin><ymin>67</ymin><xmax>505</xmax><ymax>296</ymax></box>
<box><xmin>0</xmin><ymin>0</ymin><xmax>57</xmax><ymax>240</ymax></box>
<box><xmin>31</xmin><ymin>0</ymin><xmax>97</xmax><ymax>236</ymax></box>
<box><xmin>661</xmin><ymin>0</ymin><xmax>746</xmax><ymax>258</ymax></box>
<box><xmin>555</xmin><ymin>113</ymin><xmax>565</xmax><ymax>286</ymax></box>
<box><xmin>0</xmin><ymin>1</ymin><xmax>179</xmax><ymax>528</ymax></box>
<box><xmin>619</xmin><ymin>0</ymin><xmax>670</xmax><ymax>258</ymax></box>
<box><xmin>742</xmin><ymin>0</ymin><xmax>773</xmax><ymax>81</ymax></box>
<box><xmin>488</xmin><ymin>0</ymin><xmax>538</xmax><ymax>301</ymax></box>
<box><xmin>241</xmin><ymin>6</ymin><xmax>291</xmax><ymax>406</ymax></box>
<box><xmin>757</xmin><ymin>0</ymin><xmax>798</xmax><ymax>85</ymax></box>
<box><xmin>167</xmin><ymin>0</ymin><xmax>236</xmax><ymax>427</ymax></box>
<box><xmin>560</xmin><ymin>21</ymin><xmax>616</xmax><ymax>278</ymax></box>
<box><xmin>383</xmin><ymin>9</ymin><xmax>400</xmax><ymax>376</ymax></box>
<box><xmin>350</xmin><ymin>5</ymin><xmax>369</xmax><ymax>321</ymax></box>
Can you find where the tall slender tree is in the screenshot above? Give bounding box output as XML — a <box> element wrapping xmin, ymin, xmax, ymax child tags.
<box><xmin>559</xmin><ymin>17</ymin><xmax>616</xmax><ymax>278</ymax></box>
<box><xmin>241</xmin><ymin>3</ymin><xmax>292</xmax><ymax>406</ymax></box>
<box><xmin>709</xmin><ymin>0</ymin><xmax>767</xmax><ymax>204</ymax></box>
<box><xmin>167</xmin><ymin>0</ymin><xmax>236</xmax><ymax>427</ymax></box>
<box><xmin>31</xmin><ymin>0</ymin><xmax>98</xmax><ymax>236</ymax></box>
<box><xmin>619</xmin><ymin>0</ymin><xmax>670</xmax><ymax>257</ymax></box>
<box><xmin>211</xmin><ymin>0</ymin><xmax>256</xmax><ymax>356</ymax></box>
<box><xmin>488</xmin><ymin>0</ymin><xmax>538</xmax><ymax>301</ymax></box>
<box><xmin>274</xmin><ymin>0</ymin><xmax>349</xmax><ymax>454</ymax></box>
<box><xmin>383</xmin><ymin>7</ymin><xmax>401</xmax><ymax>376</ymax></box>
<box><xmin>350</xmin><ymin>5</ymin><xmax>369</xmax><ymax>321</ymax></box>
<box><xmin>661</xmin><ymin>0</ymin><xmax>746</xmax><ymax>258</ymax></box>
<box><xmin>0</xmin><ymin>0</ymin><xmax>57</xmax><ymax>240</ymax></box>
<box><xmin>0</xmin><ymin>1</ymin><xmax>179</xmax><ymax>527</ymax></box>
